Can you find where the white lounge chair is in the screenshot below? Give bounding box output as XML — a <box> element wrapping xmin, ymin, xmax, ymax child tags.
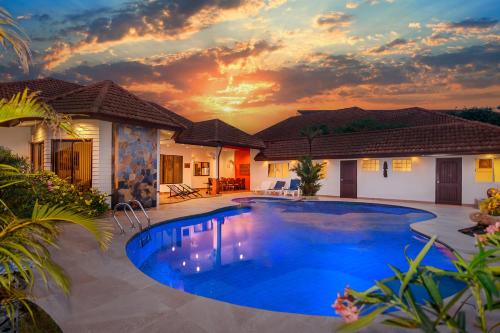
<box><xmin>283</xmin><ymin>179</ymin><xmax>301</xmax><ymax>197</ymax></box>
<box><xmin>264</xmin><ymin>181</ymin><xmax>286</xmax><ymax>195</ymax></box>
<box><xmin>254</xmin><ymin>180</ymin><xmax>273</xmax><ymax>193</ymax></box>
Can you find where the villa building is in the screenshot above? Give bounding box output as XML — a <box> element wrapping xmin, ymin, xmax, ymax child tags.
<box><xmin>0</xmin><ymin>78</ymin><xmax>499</xmax><ymax>206</ymax></box>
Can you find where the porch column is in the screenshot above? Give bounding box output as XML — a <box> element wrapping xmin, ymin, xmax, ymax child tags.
<box><xmin>215</xmin><ymin>145</ymin><xmax>222</xmax><ymax>194</ymax></box>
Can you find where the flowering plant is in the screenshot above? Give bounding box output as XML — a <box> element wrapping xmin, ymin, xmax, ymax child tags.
<box><xmin>1</xmin><ymin>170</ymin><xmax>109</xmax><ymax>218</ymax></box>
<box><xmin>335</xmin><ymin>236</ymin><xmax>499</xmax><ymax>333</ymax></box>
<box><xmin>479</xmin><ymin>193</ymin><xmax>500</xmax><ymax>216</ymax></box>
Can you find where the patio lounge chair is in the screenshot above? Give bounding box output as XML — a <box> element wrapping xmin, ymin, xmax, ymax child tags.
<box><xmin>264</xmin><ymin>181</ymin><xmax>286</xmax><ymax>195</ymax></box>
<box><xmin>167</xmin><ymin>184</ymin><xmax>191</xmax><ymax>198</ymax></box>
<box><xmin>180</xmin><ymin>184</ymin><xmax>203</xmax><ymax>197</ymax></box>
<box><xmin>254</xmin><ymin>180</ymin><xmax>273</xmax><ymax>193</ymax></box>
<box><xmin>283</xmin><ymin>179</ymin><xmax>301</xmax><ymax>197</ymax></box>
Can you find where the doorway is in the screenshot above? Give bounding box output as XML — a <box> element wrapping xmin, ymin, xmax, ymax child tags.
<box><xmin>340</xmin><ymin>160</ymin><xmax>357</xmax><ymax>198</ymax></box>
<box><xmin>435</xmin><ymin>158</ymin><xmax>462</xmax><ymax>205</ymax></box>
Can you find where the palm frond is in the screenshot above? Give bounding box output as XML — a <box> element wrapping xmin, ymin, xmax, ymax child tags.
<box><xmin>0</xmin><ymin>89</ymin><xmax>79</xmax><ymax>137</ymax></box>
<box><xmin>0</xmin><ymin>7</ymin><xmax>31</xmax><ymax>72</ymax></box>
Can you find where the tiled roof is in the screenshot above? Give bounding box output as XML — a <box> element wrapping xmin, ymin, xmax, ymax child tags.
<box><xmin>255</xmin><ymin>107</ymin><xmax>461</xmax><ymax>141</ymax></box>
<box><xmin>47</xmin><ymin>80</ymin><xmax>185</xmax><ymax>130</ymax></box>
<box><xmin>148</xmin><ymin>101</ymin><xmax>193</xmax><ymax>129</ymax></box>
<box><xmin>255</xmin><ymin>121</ymin><xmax>500</xmax><ymax>160</ymax></box>
<box><xmin>0</xmin><ymin>77</ymin><xmax>82</xmax><ymax>100</ymax></box>
<box><xmin>176</xmin><ymin>119</ymin><xmax>265</xmax><ymax>149</ymax></box>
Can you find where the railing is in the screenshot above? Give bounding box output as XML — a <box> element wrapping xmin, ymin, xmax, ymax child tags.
<box><xmin>112</xmin><ymin>200</ymin><xmax>151</xmax><ymax>246</ymax></box>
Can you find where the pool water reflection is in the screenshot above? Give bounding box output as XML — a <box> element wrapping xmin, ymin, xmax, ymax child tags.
<box><xmin>126</xmin><ymin>199</ymin><xmax>463</xmax><ymax>316</ymax></box>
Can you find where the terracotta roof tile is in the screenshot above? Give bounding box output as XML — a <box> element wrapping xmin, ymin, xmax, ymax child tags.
<box><xmin>47</xmin><ymin>81</ymin><xmax>185</xmax><ymax>130</ymax></box>
<box><xmin>176</xmin><ymin>119</ymin><xmax>265</xmax><ymax>149</ymax></box>
<box><xmin>255</xmin><ymin>122</ymin><xmax>500</xmax><ymax>160</ymax></box>
<box><xmin>255</xmin><ymin>107</ymin><xmax>461</xmax><ymax>141</ymax></box>
<box><xmin>0</xmin><ymin>77</ymin><xmax>82</xmax><ymax>100</ymax></box>
<box><xmin>147</xmin><ymin>101</ymin><xmax>193</xmax><ymax>129</ymax></box>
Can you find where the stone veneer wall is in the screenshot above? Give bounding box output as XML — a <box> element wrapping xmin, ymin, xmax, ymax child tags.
<box><xmin>113</xmin><ymin>124</ymin><xmax>158</xmax><ymax>208</ymax></box>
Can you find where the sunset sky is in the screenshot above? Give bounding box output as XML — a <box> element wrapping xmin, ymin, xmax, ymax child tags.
<box><xmin>1</xmin><ymin>0</ymin><xmax>499</xmax><ymax>133</ymax></box>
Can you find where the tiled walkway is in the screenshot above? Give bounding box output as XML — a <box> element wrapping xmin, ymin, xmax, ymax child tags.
<box><xmin>34</xmin><ymin>194</ymin><xmax>489</xmax><ymax>332</ymax></box>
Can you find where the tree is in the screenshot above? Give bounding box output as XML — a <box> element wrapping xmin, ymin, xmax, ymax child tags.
<box><xmin>0</xmin><ymin>8</ymin><xmax>112</xmax><ymax>325</ymax></box>
<box><xmin>450</xmin><ymin>107</ymin><xmax>500</xmax><ymax>127</ymax></box>
<box><xmin>0</xmin><ymin>7</ymin><xmax>31</xmax><ymax>72</ymax></box>
<box><xmin>300</xmin><ymin>124</ymin><xmax>329</xmax><ymax>156</ymax></box>
<box><xmin>290</xmin><ymin>156</ymin><xmax>325</xmax><ymax>196</ymax></box>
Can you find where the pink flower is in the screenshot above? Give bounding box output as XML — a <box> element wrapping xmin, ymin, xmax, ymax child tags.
<box><xmin>332</xmin><ymin>288</ymin><xmax>359</xmax><ymax>323</ymax></box>
<box><xmin>485</xmin><ymin>222</ymin><xmax>500</xmax><ymax>234</ymax></box>
<box><xmin>47</xmin><ymin>180</ymin><xmax>54</xmax><ymax>192</ymax></box>
<box><xmin>476</xmin><ymin>234</ymin><xmax>487</xmax><ymax>243</ymax></box>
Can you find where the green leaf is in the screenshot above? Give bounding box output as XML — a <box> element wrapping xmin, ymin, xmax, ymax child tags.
<box><xmin>337</xmin><ymin>305</ymin><xmax>391</xmax><ymax>333</ymax></box>
<box><xmin>421</xmin><ymin>273</ymin><xmax>443</xmax><ymax>307</ymax></box>
<box><xmin>399</xmin><ymin>236</ymin><xmax>437</xmax><ymax>296</ymax></box>
<box><xmin>382</xmin><ymin>316</ymin><xmax>419</xmax><ymax>328</ymax></box>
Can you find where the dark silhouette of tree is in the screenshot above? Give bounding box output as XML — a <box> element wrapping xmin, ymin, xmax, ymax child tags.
<box><xmin>450</xmin><ymin>107</ymin><xmax>500</xmax><ymax>126</ymax></box>
<box><xmin>300</xmin><ymin>124</ymin><xmax>329</xmax><ymax>156</ymax></box>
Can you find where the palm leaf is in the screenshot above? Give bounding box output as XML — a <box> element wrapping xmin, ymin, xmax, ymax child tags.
<box><xmin>0</xmin><ymin>7</ymin><xmax>31</xmax><ymax>72</ymax></box>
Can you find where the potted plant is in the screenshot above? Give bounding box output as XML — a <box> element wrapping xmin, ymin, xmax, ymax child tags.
<box><xmin>290</xmin><ymin>156</ymin><xmax>325</xmax><ymax>198</ymax></box>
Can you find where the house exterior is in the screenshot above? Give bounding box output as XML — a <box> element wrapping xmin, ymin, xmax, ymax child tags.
<box><xmin>0</xmin><ymin>78</ymin><xmax>263</xmax><ymax>207</ymax></box>
<box><xmin>1</xmin><ymin>78</ymin><xmax>499</xmax><ymax>207</ymax></box>
<box><xmin>249</xmin><ymin>107</ymin><xmax>500</xmax><ymax>205</ymax></box>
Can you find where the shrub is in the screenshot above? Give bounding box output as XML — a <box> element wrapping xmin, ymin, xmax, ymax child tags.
<box><xmin>1</xmin><ymin>171</ymin><xmax>109</xmax><ymax>218</ymax></box>
<box><xmin>335</xmin><ymin>235</ymin><xmax>499</xmax><ymax>333</ymax></box>
<box><xmin>290</xmin><ymin>156</ymin><xmax>325</xmax><ymax>196</ymax></box>
<box><xmin>479</xmin><ymin>193</ymin><xmax>500</xmax><ymax>216</ymax></box>
<box><xmin>0</xmin><ymin>146</ymin><xmax>29</xmax><ymax>170</ymax></box>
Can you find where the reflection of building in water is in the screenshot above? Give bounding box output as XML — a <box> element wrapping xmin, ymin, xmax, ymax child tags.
<box><xmin>155</xmin><ymin>212</ymin><xmax>253</xmax><ymax>276</ymax></box>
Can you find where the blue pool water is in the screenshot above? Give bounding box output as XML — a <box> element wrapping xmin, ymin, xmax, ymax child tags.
<box><xmin>126</xmin><ymin>198</ymin><xmax>463</xmax><ymax>316</ymax></box>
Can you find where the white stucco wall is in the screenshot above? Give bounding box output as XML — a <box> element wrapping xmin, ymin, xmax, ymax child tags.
<box><xmin>250</xmin><ymin>153</ymin><xmax>500</xmax><ymax>205</ymax></box>
<box><xmin>0</xmin><ymin>127</ymin><xmax>31</xmax><ymax>158</ymax></box>
<box><xmin>158</xmin><ymin>142</ymin><xmax>237</xmax><ymax>192</ymax></box>
<box><xmin>30</xmin><ymin>120</ymin><xmax>113</xmax><ymax>195</ymax></box>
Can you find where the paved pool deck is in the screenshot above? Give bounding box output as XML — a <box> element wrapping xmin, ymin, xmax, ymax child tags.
<box><xmin>34</xmin><ymin>194</ymin><xmax>489</xmax><ymax>332</ymax></box>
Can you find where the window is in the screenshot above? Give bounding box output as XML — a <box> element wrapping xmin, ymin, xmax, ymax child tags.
<box><xmin>31</xmin><ymin>142</ymin><xmax>44</xmax><ymax>172</ymax></box>
<box><xmin>475</xmin><ymin>158</ymin><xmax>500</xmax><ymax>182</ymax></box>
<box><xmin>52</xmin><ymin>140</ymin><xmax>92</xmax><ymax>190</ymax></box>
<box><xmin>268</xmin><ymin>162</ymin><xmax>289</xmax><ymax>178</ymax></box>
<box><xmin>392</xmin><ymin>159</ymin><xmax>412</xmax><ymax>172</ymax></box>
<box><xmin>361</xmin><ymin>159</ymin><xmax>379</xmax><ymax>172</ymax></box>
<box><xmin>160</xmin><ymin>155</ymin><xmax>183</xmax><ymax>184</ymax></box>
<box><xmin>194</xmin><ymin>162</ymin><xmax>210</xmax><ymax>176</ymax></box>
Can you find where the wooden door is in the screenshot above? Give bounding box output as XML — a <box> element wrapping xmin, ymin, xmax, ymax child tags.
<box><xmin>436</xmin><ymin>158</ymin><xmax>462</xmax><ymax>205</ymax></box>
<box><xmin>340</xmin><ymin>160</ymin><xmax>357</xmax><ymax>198</ymax></box>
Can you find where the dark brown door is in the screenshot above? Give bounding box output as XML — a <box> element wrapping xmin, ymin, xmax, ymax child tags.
<box><xmin>436</xmin><ymin>158</ymin><xmax>462</xmax><ymax>205</ymax></box>
<box><xmin>340</xmin><ymin>160</ymin><xmax>357</xmax><ymax>198</ymax></box>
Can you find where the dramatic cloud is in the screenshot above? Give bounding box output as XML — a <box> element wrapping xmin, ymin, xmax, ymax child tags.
<box><xmin>424</xmin><ymin>17</ymin><xmax>499</xmax><ymax>45</ymax></box>
<box><xmin>314</xmin><ymin>12</ymin><xmax>353</xmax><ymax>31</ymax></box>
<box><xmin>408</xmin><ymin>22</ymin><xmax>421</xmax><ymax>29</ymax></box>
<box><xmin>368</xmin><ymin>38</ymin><xmax>415</xmax><ymax>55</ymax></box>
<box><xmin>42</xmin><ymin>0</ymin><xmax>287</xmax><ymax>69</ymax></box>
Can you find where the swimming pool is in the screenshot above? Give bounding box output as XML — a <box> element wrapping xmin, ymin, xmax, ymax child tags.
<box><xmin>126</xmin><ymin>198</ymin><xmax>463</xmax><ymax>316</ymax></box>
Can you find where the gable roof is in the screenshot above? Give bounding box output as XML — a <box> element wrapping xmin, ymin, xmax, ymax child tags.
<box><xmin>0</xmin><ymin>77</ymin><xmax>83</xmax><ymax>100</ymax></box>
<box><xmin>176</xmin><ymin>119</ymin><xmax>265</xmax><ymax>149</ymax></box>
<box><xmin>255</xmin><ymin>121</ymin><xmax>500</xmax><ymax>160</ymax></box>
<box><xmin>255</xmin><ymin>107</ymin><xmax>500</xmax><ymax>160</ymax></box>
<box><xmin>46</xmin><ymin>80</ymin><xmax>185</xmax><ymax>130</ymax></box>
<box><xmin>255</xmin><ymin>107</ymin><xmax>461</xmax><ymax>141</ymax></box>
<box><xmin>147</xmin><ymin>101</ymin><xmax>193</xmax><ymax>128</ymax></box>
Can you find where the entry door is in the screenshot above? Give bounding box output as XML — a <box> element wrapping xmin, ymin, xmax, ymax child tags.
<box><xmin>340</xmin><ymin>160</ymin><xmax>357</xmax><ymax>198</ymax></box>
<box><xmin>435</xmin><ymin>158</ymin><xmax>462</xmax><ymax>205</ymax></box>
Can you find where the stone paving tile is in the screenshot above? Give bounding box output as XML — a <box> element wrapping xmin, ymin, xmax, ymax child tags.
<box><xmin>33</xmin><ymin>193</ymin><xmax>490</xmax><ymax>332</ymax></box>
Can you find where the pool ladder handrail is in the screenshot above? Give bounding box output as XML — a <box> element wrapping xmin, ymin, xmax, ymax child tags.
<box><xmin>112</xmin><ymin>200</ymin><xmax>151</xmax><ymax>246</ymax></box>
